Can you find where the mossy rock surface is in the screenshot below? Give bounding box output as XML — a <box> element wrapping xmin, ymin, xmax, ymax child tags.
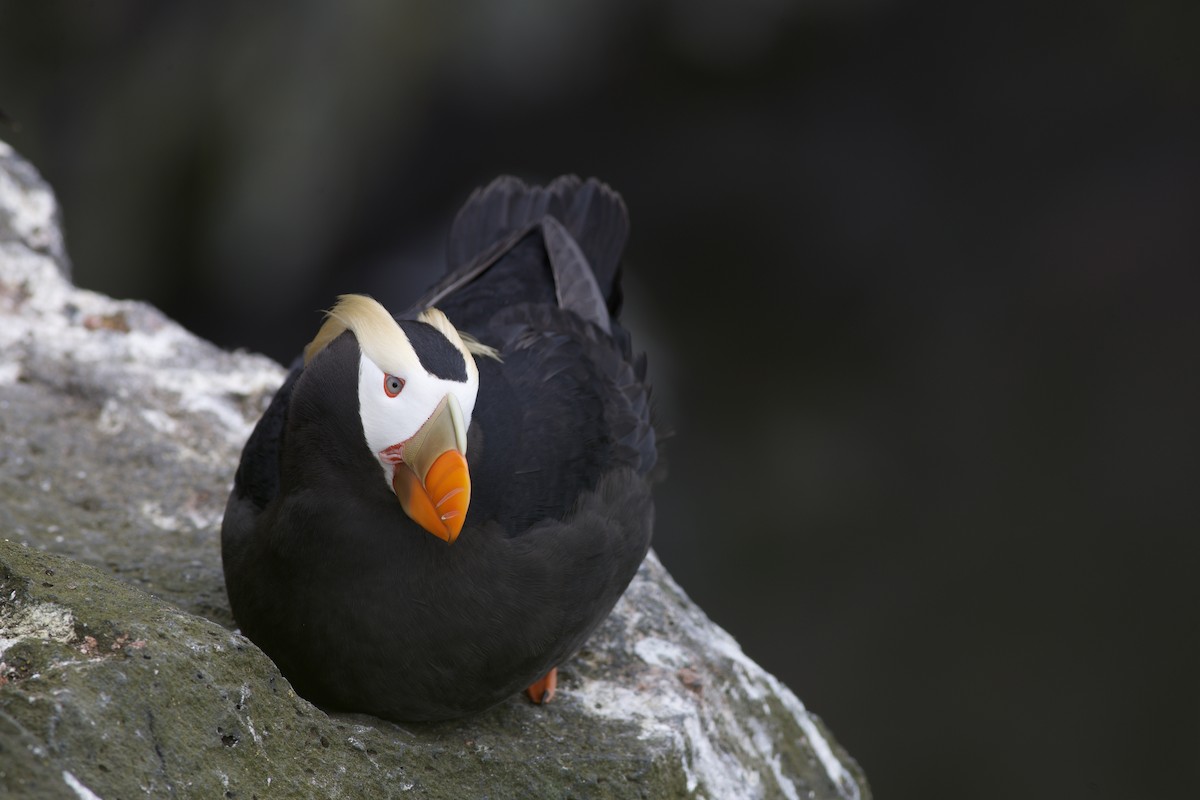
<box><xmin>0</xmin><ymin>540</ymin><xmax>684</xmax><ymax>799</ymax></box>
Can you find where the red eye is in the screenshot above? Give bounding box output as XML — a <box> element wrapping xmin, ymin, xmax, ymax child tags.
<box><xmin>384</xmin><ymin>374</ymin><xmax>405</xmax><ymax>397</ymax></box>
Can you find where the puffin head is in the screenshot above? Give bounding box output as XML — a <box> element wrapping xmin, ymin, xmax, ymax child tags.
<box><xmin>303</xmin><ymin>294</ymin><xmax>497</xmax><ymax>544</ymax></box>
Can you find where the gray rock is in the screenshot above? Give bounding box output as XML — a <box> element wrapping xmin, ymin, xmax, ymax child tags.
<box><xmin>0</xmin><ymin>139</ymin><xmax>870</xmax><ymax>800</ymax></box>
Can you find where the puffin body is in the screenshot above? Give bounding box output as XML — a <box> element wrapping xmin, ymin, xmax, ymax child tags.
<box><xmin>221</xmin><ymin>176</ymin><xmax>657</xmax><ymax>722</ymax></box>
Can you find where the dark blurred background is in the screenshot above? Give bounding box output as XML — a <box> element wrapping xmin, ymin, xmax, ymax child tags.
<box><xmin>3</xmin><ymin>1</ymin><xmax>1198</xmax><ymax>797</ymax></box>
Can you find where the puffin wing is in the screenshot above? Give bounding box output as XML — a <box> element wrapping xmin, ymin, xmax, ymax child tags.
<box><xmin>421</xmin><ymin>175</ymin><xmax>657</xmax><ymax>537</ymax></box>
<box><xmin>447</xmin><ymin>174</ymin><xmax>628</xmax><ymax>286</ymax></box>
<box><xmin>412</xmin><ymin>175</ymin><xmax>630</xmax><ymax>332</ymax></box>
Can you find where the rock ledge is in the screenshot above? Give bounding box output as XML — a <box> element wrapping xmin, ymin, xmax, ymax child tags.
<box><xmin>0</xmin><ymin>140</ymin><xmax>869</xmax><ymax>800</ymax></box>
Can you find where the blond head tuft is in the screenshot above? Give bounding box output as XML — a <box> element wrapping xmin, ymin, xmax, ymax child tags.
<box><xmin>304</xmin><ymin>294</ymin><xmax>497</xmax><ymax>373</ymax></box>
<box><xmin>416</xmin><ymin>307</ymin><xmax>501</xmax><ymax>361</ymax></box>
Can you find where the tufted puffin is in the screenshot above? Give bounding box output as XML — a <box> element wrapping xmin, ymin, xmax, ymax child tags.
<box><xmin>221</xmin><ymin>176</ymin><xmax>658</xmax><ymax>722</ymax></box>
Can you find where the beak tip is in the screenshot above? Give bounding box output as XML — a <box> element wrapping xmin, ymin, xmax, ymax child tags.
<box><xmin>432</xmin><ymin>509</ymin><xmax>465</xmax><ymax>545</ymax></box>
<box><xmin>393</xmin><ymin>450</ymin><xmax>471</xmax><ymax>544</ymax></box>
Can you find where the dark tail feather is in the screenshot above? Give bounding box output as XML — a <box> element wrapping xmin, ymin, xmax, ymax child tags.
<box><xmin>448</xmin><ymin>175</ymin><xmax>630</xmax><ymax>314</ymax></box>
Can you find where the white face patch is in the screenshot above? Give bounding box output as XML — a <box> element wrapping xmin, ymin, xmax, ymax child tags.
<box><xmin>357</xmin><ymin>350</ymin><xmax>478</xmax><ymax>485</ymax></box>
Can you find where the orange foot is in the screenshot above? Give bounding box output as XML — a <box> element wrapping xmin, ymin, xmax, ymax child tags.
<box><xmin>525</xmin><ymin>667</ymin><xmax>558</xmax><ymax>705</ymax></box>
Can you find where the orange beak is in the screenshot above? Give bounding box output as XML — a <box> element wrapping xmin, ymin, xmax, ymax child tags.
<box><xmin>385</xmin><ymin>394</ymin><xmax>471</xmax><ymax>544</ymax></box>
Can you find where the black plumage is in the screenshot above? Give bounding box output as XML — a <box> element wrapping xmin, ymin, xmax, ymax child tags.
<box><xmin>221</xmin><ymin>176</ymin><xmax>657</xmax><ymax>722</ymax></box>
